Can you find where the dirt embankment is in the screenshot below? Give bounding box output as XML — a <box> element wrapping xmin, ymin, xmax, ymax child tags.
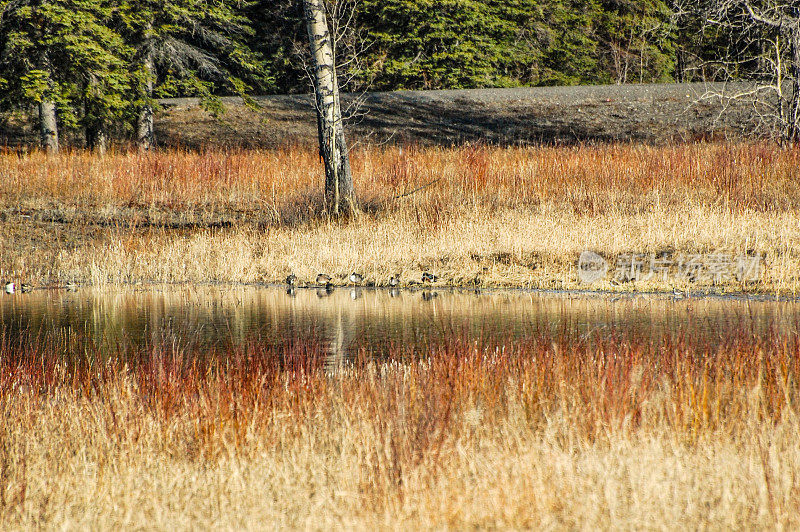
<box><xmin>0</xmin><ymin>82</ymin><xmax>761</xmax><ymax>149</ymax></box>
<box><xmin>154</xmin><ymin>82</ymin><xmax>758</xmax><ymax>149</ymax></box>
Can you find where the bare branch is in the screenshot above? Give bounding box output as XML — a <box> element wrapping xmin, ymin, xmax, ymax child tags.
<box><xmin>743</xmin><ymin>2</ymin><xmax>781</xmax><ymax>28</ymax></box>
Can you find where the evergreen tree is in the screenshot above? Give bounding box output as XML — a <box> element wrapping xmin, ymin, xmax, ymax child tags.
<box><xmin>246</xmin><ymin>0</ymin><xmax>306</xmax><ymax>93</ymax></box>
<box><xmin>0</xmin><ymin>0</ymin><xmax>130</xmax><ymax>152</ymax></box>
<box><xmin>536</xmin><ymin>0</ymin><xmax>603</xmax><ymax>85</ymax></box>
<box><xmin>6</xmin><ymin>0</ymin><xmax>780</xmax><ymax>150</ymax></box>
<box><xmin>356</xmin><ymin>0</ymin><xmax>545</xmax><ymax>90</ymax></box>
<box><xmin>116</xmin><ymin>0</ymin><xmax>268</xmax><ymax>149</ymax></box>
<box><xmin>595</xmin><ymin>0</ymin><xmax>676</xmax><ymax>84</ymax></box>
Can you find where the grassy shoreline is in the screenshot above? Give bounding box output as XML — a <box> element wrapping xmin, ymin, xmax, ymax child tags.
<box><xmin>2</xmin><ymin>141</ymin><xmax>799</xmax><ymax>294</ymax></box>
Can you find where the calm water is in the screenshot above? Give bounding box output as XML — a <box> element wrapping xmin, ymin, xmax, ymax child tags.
<box><xmin>1</xmin><ymin>286</ymin><xmax>798</xmax><ymax>366</ymax></box>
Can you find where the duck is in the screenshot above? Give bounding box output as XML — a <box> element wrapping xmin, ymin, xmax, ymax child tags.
<box><xmin>389</xmin><ymin>274</ymin><xmax>400</xmax><ymax>287</ymax></box>
<box><xmin>20</xmin><ymin>283</ymin><xmax>33</xmax><ymax>293</ymax></box>
<box><xmin>65</xmin><ymin>281</ymin><xmax>78</xmax><ymax>292</ymax></box>
<box><xmin>421</xmin><ymin>272</ymin><xmax>438</xmax><ymax>283</ymax></box>
<box><xmin>285</xmin><ymin>274</ymin><xmax>297</xmax><ymax>286</ymax></box>
<box><xmin>349</xmin><ymin>272</ymin><xmax>363</xmax><ymax>285</ymax></box>
<box><xmin>4</xmin><ymin>281</ymin><xmax>15</xmax><ymax>294</ymax></box>
<box><xmin>316</xmin><ymin>273</ymin><xmax>332</xmax><ymax>286</ymax></box>
<box><xmin>672</xmin><ymin>287</ymin><xmax>687</xmax><ymax>300</ymax></box>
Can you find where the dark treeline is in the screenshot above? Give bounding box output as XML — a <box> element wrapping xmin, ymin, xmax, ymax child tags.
<box><xmin>0</xmin><ymin>0</ymin><xmax>795</xmax><ymax>149</ymax></box>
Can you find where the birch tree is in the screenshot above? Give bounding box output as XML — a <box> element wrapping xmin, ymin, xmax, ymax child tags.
<box><xmin>678</xmin><ymin>0</ymin><xmax>800</xmax><ymax>143</ymax></box>
<box><xmin>302</xmin><ymin>0</ymin><xmax>355</xmax><ymax>215</ymax></box>
<box><xmin>735</xmin><ymin>2</ymin><xmax>800</xmax><ymax>143</ymax></box>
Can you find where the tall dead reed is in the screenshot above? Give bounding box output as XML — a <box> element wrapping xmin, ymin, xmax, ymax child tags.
<box><xmin>2</xmin><ymin>141</ymin><xmax>800</xmax><ymax>290</ymax></box>
<box><xmin>0</xmin><ymin>319</ymin><xmax>799</xmax><ymax>526</ymax></box>
<box><xmin>2</xmin><ymin>142</ymin><xmax>799</xmax><ymax>218</ymax></box>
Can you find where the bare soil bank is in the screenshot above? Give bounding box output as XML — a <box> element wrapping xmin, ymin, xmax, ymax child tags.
<box><xmin>0</xmin><ymin>82</ymin><xmax>757</xmax><ymax>148</ymax></box>
<box><xmin>156</xmin><ymin>82</ymin><xmax>757</xmax><ymax>148</ymax></box>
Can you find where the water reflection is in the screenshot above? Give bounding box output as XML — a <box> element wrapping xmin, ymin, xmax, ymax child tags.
<box><xmin>1</xmin><ymin>286</ymin><xmax>798</xmax><ymax>369</ymax></box>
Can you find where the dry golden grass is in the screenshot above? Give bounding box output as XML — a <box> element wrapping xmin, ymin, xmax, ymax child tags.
<box><xmin>2</xmin><ymin>141</ymin><xmax>798</xmax><ymax>528</ymax></box>
<box><xmin>1</xmin><ymin>141</ymin><xmax>799</xmax><ymax>292</ymax></box>
<box><xmin>3</xmin><ymin>142</ymin><xmax>799</xmax><ymax>212</ymax></box>
<box><xmin>1</xmin><ymin>326</ymin><xmax>799</xmax><ymax>528</ymax></box>
<box><xmin>3</xmin><ymin>142</ymin><xmax>799</xmax><ymax>528</ymax></box>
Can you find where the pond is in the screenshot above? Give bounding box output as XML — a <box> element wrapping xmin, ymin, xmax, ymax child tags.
<box><xmin>1</xmin><ymin>286</ymin><xmax>798</xmax><ymax>369</ymax></box>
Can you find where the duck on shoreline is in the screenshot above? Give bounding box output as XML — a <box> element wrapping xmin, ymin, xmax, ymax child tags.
<box><xmin>672</xmin><ymin>287</ymin><xmax>687</xmax><ymax>300</ymax></box>
<box><xmin>422</xmin><ymin>272</ymin><xmax>438</xmax><ymax>283</ymax></box>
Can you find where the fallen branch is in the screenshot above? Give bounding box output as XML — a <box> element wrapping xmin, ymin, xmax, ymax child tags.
<box><xmin>392</xmin><ymin>178</ymin><xmax>442</xmax><ymax>199</ymax></box>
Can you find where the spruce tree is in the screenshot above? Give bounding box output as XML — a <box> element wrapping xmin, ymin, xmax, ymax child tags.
<box><xmin>0</xmin><ymin>0</ymin><xmax>130</xmax><ymax>152</ymax></box>
<box><xmin>536</xmin><ymin>0</ymin><xmax>603</xmax><ymax>85</ymax></box>
<box><xmin>595</xmin><ymin>0</ymin><xmax>676</xmax><ymax>84</ymax></box>
<box><xmin>116</xmin><ymin>0</ymin><xmax>267</xmax><ymax>149</ymax></box>
<box><xmin>246</xmin><ymin>0</ymin><xmax>306</xmax><ymax>94</ymax></box>
<box><xmin>357</xmin><ymin>0</ymin><xmax>544</xmax><ymax>90</ymax></box>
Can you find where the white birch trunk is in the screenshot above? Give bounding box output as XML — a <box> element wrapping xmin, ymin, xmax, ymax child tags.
<box><xmin>788</xmin><ymin>24</ymin><xmax>800</xmax><ymax>143</ymax></box>
<box><xmin>39</xmin><ymin>100</ymin><xmax>58</xmax><ymax>154</ymax></box>
<box><xmin>137</xmin><ymin>53</ymin><xmax>156</xmax><ymax>150</ymax></box>
<box><xmin>302</xmin><ymin>0</ymin><xmax>355</xmax><ymax>215</ymax></box>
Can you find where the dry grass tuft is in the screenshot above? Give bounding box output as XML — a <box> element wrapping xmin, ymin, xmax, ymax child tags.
<box><xmin>1</xmin><ymin>142</ymin><xmax>799</xmax><ymax>291</ymax></box>
<box><xmin>0</xmin><ymin>324</ymin><xmax>799</xmax><ymax>528</ymax></box>
<box><xmin>3</xmin><ymin>142</ymin><xmax>799</xmax><ymax>214</ymax></box>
